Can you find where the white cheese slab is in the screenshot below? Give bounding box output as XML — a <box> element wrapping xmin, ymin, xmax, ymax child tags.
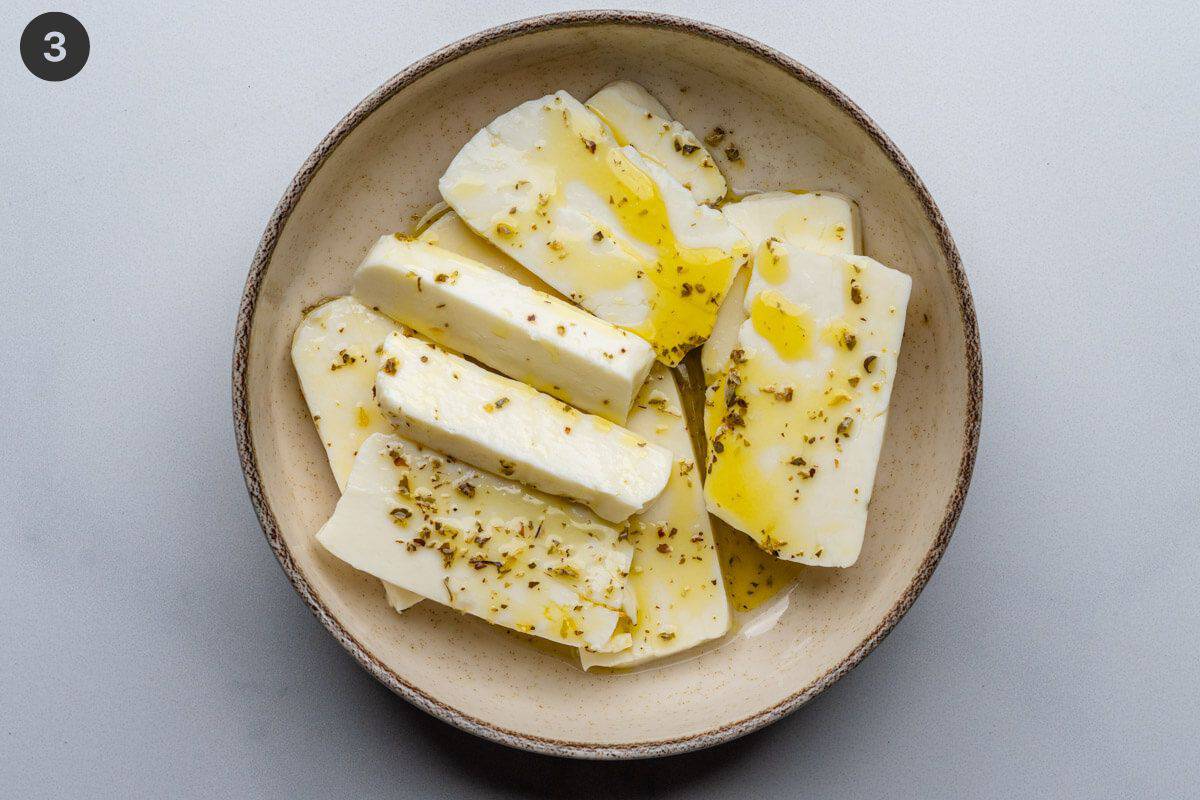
<box><xmin>704</xmin><ymin>242</ymin><xmax>910</xmax><ymax>566</ymax></box>
<box><xmin>290</xmin><ymin>297</ymin><xmax>422</xmax><ymax>611</ymax></box>
<box><xmin>317</xmin><ymin>433</ymin><xmax>635</xmax><ymax>652</ymax></box>
<box><xmin>585</xmin><ymin>80</ymin><xmax>727</xmax><ymax>205</ymax></box>
<box><xmin>580</xmin><ymin>365</ymin><xmax>730</xmax><ymax>670</ymax></box>
<box><xmin>721</xmin><ymin>191</ymin><xmax>860</xmax><ymax>255</ymax></box>
<box><xmin>701</xmin><ymin>269</ymin><xmax>750</xmax><ymax>382</ymax></box>
<box><xmin>439</xmin><ymin>91</ymin><xmax>747</xmax><ymax>365</ymax></box>
<box><xmin>353</xmin><ymin>235</ymin><xmax>654</xmax><ymax>423</ymax></box>
<box><xmin>417</xmin><ymin>209</ymin><xmax>564</xmax><ymax>299</ymax></box>
<box><xmin>374</xmin><ymin>330</ymin><xmax>672</xmax><ymax>523</ymax></box>
<box><xmin>702</xmin><ymin>191</ymin><xmax>861</xmax><ymax>380</ymax></box>
<box><xmin>291</xmin><ymin>297</ymin><xmax>400</xmax><ymax>489</ymax></box>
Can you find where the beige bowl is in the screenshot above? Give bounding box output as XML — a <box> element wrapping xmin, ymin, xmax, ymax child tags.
<box><xmin>233</xmin><ymin>10</ymin><xmax>981</xmax><ymax>759</ymax></box>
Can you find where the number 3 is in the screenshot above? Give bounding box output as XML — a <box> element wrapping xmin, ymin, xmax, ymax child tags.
<box><xmin>44</xmin><ymin>31</ymin><xmax>66</xmax><ymax>63</ymax></box>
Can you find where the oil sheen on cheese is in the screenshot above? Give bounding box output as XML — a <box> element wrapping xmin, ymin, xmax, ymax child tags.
<box><xmin>704</xmin><ymin>240</ymin><xmax>911</xmax><ymax>567</ymax></box>
<box><xmin>290</xmin><ymin>296</ymin><xmax>422</xmax><ymax>611</ymax></box>
<box><xmin>585</xmin><ymin>80</ymin><xmax>727</xmax><ymax>205</ymax></box>
<box><xmin>317</xmin><ymin>433</ymin><xmax>635</xmax><ymax>652</ymax></box>
<box><xmin>439</xmin><ymin>91</ymin><xmax>748</xmax><ymax>366</ymax></box>
<box><xmin>702</xmin><ymin>191</ymin><xmax>861</xmax><ymax>380</ymax></box>
<box><xmin>581</xmin><ymin>365</ymin><xmax>730</xmax><ymax>670</ymax></box>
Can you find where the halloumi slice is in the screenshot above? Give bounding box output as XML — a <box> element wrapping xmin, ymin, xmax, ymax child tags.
<box><xmin>290</xmin><ymin>297</ymin><xmax>422</xmax><ymax>611</ymax></box>
<box><xmin>353</xmin><ymin>235</ymin><xmax>654</xmax><ymax>422</ymax></box>
<box><xmin>581</xmin><ymin>365</ymin><xmax>730</xmax><ymax>670</ymax></box>
<box><xmin>585</xmin><ymin>80</ymin><xmax>727</xmax><ymax>205</ymax></box>
<box><xmin>704</xmin><ymin>241</ymin><xmax>911</xmax><ymax>566</ymax></box>
<box><xmin>701</xmin><ymin>270</ymin><xmax>750</xmax><ymax>383</ymax></box>
<box><xmin>317</xmin><ymin>433</ymin><xmax>635</xmax><ymax>652</ymax></box>
<box><xmin>439</xmin><ymin>91</ymin><xmax>748</xmax><ymax>365</ymax></box>
<box><xmin>702</xmin><ymin>191</ymin><xmax>861</xmax><ymax>380</ymax></box>
<box><xmin>417</xmin><ymin>209</ymin><xmax>563</xmax><ymax>298</ymax></box>
<box><xmin>291</xmin><ymin>297</ymin><xmax>399</xmax><ymax>488</ymax></box>
<box><xmin>720</xmin><ymin>191</ymin><xmax>861</xmax><ymax>255</ymax></box>
<box><xmin>374</xmin><ymin>330</ymin><xmax>672</xmax><ymax>523</ymax></box>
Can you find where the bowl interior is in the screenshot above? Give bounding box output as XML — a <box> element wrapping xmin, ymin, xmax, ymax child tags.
<box><xmin>240</xmin><ymin>17</ymin><xmax>975</xmax><ymax>755</ymax></box>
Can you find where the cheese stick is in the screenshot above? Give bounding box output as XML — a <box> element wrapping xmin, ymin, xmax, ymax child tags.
<box><xmin>353</xmin><ymin>235</ymin><xmax>654</xmax><ymax>422</ymax></box>
<box><xmin>374</xmin><ymin>331</ymin><xmax>672</xmax><ymax>523</ymax></box>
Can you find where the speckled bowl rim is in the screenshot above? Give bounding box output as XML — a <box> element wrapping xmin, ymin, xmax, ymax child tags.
<box><xmin>232</xmin><ymin>9</ymin><xmax>982</xmax><ymax>760</ymax></box>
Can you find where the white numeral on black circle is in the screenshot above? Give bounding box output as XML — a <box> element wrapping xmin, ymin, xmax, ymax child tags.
<box><xmin>43</xmin><ymin>31</ymin><xmax>66</xmax><ymax>63</ymax></box>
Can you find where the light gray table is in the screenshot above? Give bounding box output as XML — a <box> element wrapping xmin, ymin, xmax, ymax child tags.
<box><xmin>3</xmin><ymin>1</ymin><xmax>1197</xmax><ymax>796</ymax></box>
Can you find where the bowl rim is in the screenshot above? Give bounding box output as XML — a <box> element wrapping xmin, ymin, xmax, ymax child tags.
<box><xmin>232</xmin><ymin>9</ymin><xmax>983</xmax><ymax>760</ymax></box>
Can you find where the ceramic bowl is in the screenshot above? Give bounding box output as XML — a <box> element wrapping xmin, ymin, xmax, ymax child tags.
<box><xmin>233</xmin><ymin>10</ymin><xmax>982</xmax><ymax>759</ymax></box>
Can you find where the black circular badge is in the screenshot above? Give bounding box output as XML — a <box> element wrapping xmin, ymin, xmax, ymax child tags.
<box><xmin>21</xmin><ymin>12</ymin><xmax>89</xmax><ymax>81</ymax></box>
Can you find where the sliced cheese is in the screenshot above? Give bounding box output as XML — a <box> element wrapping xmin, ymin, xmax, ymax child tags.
<box><xmin>290</xmin><ymin>297</ymin><xmax>422</xmax><ymax>611</ymax></box>
<box><xmin>439</xmin><ymin>91</ymin><xmax>748</xmax><ymax>366</ymax></box>
<box><xmin>291</xmin><ymin>297</ymin><xmax>400</xmax><ymax>489</ymax></box>
<box><xmin>704</xmin><ymin>242</ymin><xmax>911</xmax><ymax>567</ymax></box>
<box><xmin>417</xmin><ymin>209</ymin><xmax>563</xmax><ymax>298</ymax></box>
<box><xmin>581</xmin><ymin>365</ymin><xmax>729</xmax><ymax>670</ymax></box>
<box><xmin>585</xmin><ymin>80</ymin><xmax>727</xmax><ymax>205</ymax></box>
<box><xmin>720</xmin><ymin>191</ymin><xmax>860</xmax><ymax>255</ymax></box>
<box><xmin>702</xmin><ymin>191</ymin><xmax>861</xmax><ymax>381</ymax></box>
<box><xmin>374</xmin><ymin>330</ymin><xmax>672</xmax><ymax>523</ymax></box>
<box><xmin>354</xmin><ymin>235</ymin><xmax>654</xmax><ymax>423</ymax></box>
<box><xmin>701</xmin><ymin>269</ymin><xmax>750</xmax><ymax>381</ymax></box>
<box><xmin>317</xmin><ymin>433</ymin><xmax>635</xmax><ymax>652</ymax></box>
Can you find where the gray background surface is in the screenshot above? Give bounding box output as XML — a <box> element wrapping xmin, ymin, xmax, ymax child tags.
<box><xmin>2</xmin><ymin>1</ymin><xmax>1197</xmax><ymax>797</ymax></box>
